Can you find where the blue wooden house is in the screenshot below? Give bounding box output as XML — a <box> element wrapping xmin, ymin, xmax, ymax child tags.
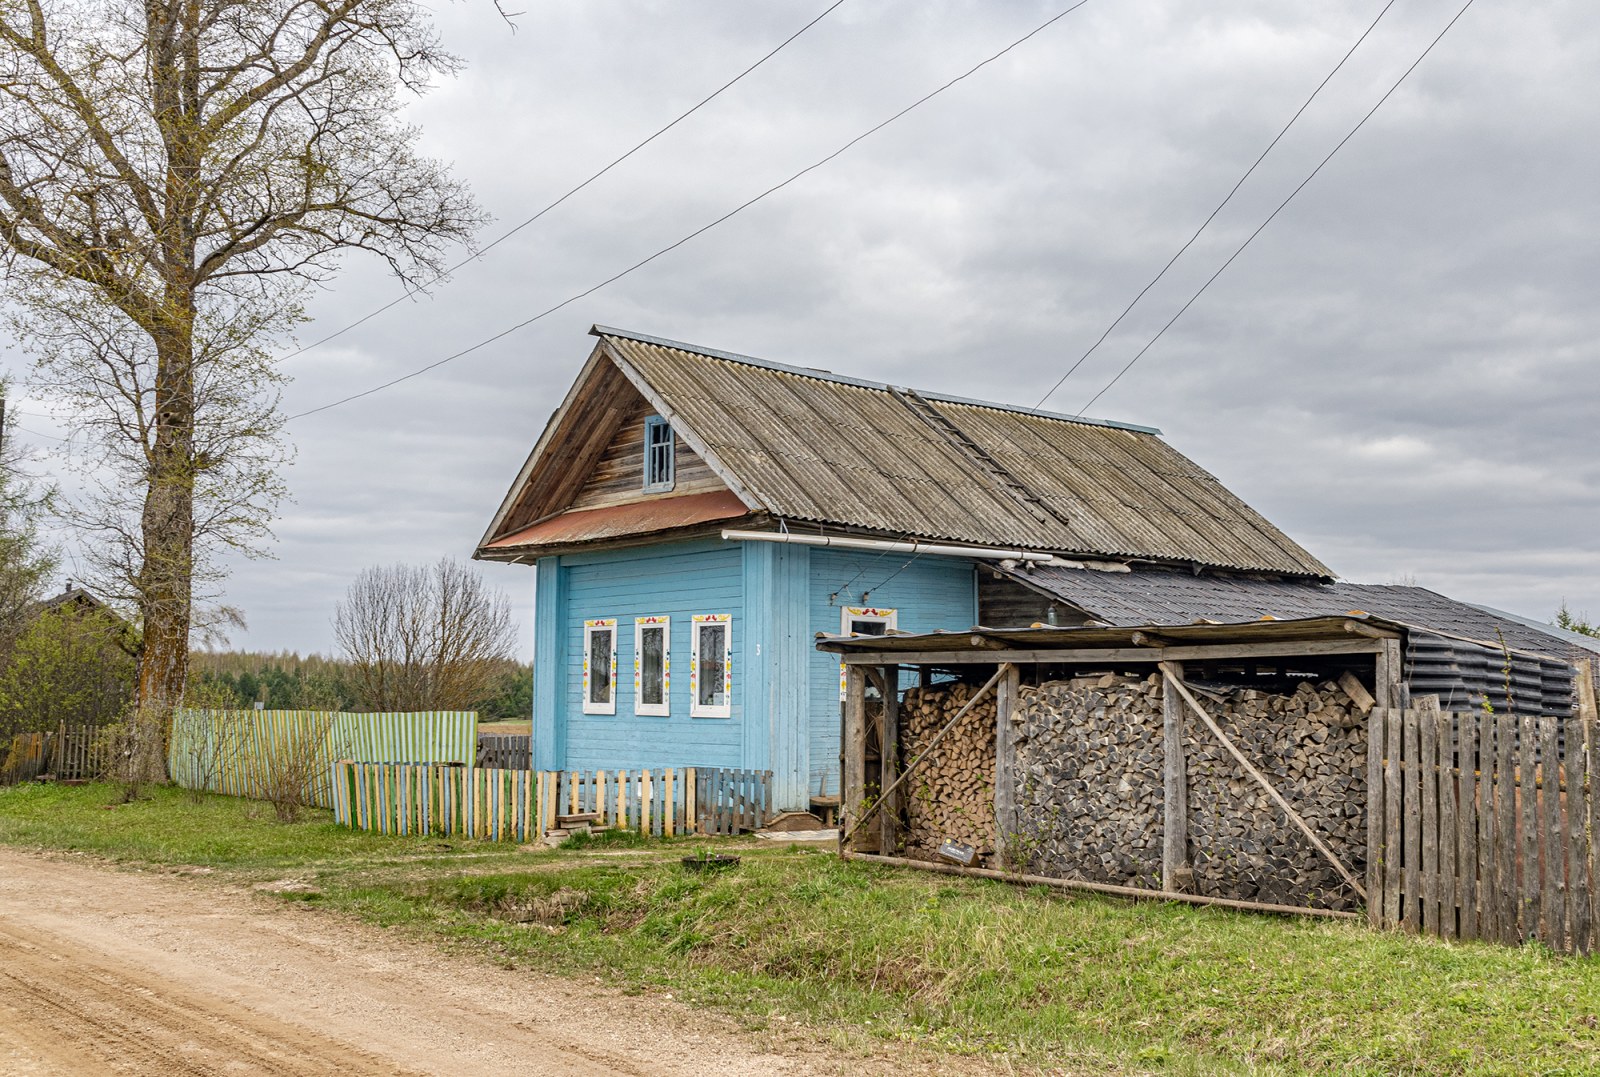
<box><xmin>474</xmin><ymin>327</ymin><xmax>1332</xmax><ymax>812</ymax></box>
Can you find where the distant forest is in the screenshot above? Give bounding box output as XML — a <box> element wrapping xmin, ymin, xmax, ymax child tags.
<box><xmin>188</xmin><ymin>651</ymin><xmax>532</xmax><ymax>720</ymax></box>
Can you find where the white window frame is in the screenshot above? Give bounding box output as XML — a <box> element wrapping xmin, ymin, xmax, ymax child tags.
<box><xmin>633</xmin><ymin>615</ymin><xmax>671</xmax><ymax>717</ymax></box>
<box><xmin>690</xmin><ymin>613</ymin><xmax>733</xmax><ymax>718</ymax></box>
<box><xmin>582</xmin><ymin>618</ymin><xmax>617</xmax><ymax>715</ymax></box>
<box><xmin>839</xmin><ymin>606</ymin><xmax>897</xmax><ymax>701</ymax></box>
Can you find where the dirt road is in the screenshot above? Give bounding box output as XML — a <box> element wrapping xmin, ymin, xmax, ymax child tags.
<box><xmin>0</xmin><ymin>848</ymin><xmax>975</xmax><ymax>1076</ymax></box>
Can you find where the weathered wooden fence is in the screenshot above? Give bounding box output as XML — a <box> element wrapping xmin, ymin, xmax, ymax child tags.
<box><xmin>169</xmin><ymin>710</ymin><xmax>477</xmax><ymax>808</ymax></box>
<box><xmin>1</xmin><ymin>724</ymin><xmax>109</xmax><ymax>784</ymax></box>
<box><xmin>330</xmin><ymin>762</ymin><xmax>772</xmax><ymax>841</ymax></box>
<box><xmin>476</xmin><ymin>733</ymin><xmax>531</xmax><ymax>770</ymax></box>
<box><xmin>1370</xmin><ymin>707</ymin><xmax>1598</xmax><ymax>953</ymax></box>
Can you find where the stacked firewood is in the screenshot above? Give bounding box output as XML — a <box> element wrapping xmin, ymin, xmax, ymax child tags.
<box><xmin>898</xmin><ymin>682</ymin><xmax>997</xmax><ymax>862</ymax></box>
<box><xmin>1011</xmin><ymin>672</ymin><xmax>1368</xmax><ymax>910</ymax></box>
<box><xmin>1185</xmin><ymin>680</ymin><xmax>1367</xmax><ymax>910</ymax></box>
<box><xmin>1012</xmin><ymin>673</ymin><xmax>1165</xmax><ymax>886</ymax></box>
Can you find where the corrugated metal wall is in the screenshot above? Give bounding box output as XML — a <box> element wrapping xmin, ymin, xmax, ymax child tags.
<box><xmin>1405</xmin><ymin>632</ymin><xmax>1574</xmax><ymax>715</ymax></box>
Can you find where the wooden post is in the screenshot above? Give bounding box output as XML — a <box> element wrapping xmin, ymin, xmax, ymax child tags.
<box><xmin>1366</xmin><ymin>705</ymin><xmax>1386</xmax><ymax>927</ymax></box>
<box><xmin>994</xmin><ymin>663</ymin><xmax>1020</xmax><ymax>871</ymax></box>
<box><xmin>1375</xmin><ymin>638</ymin><xmax>1403</xmax><ymax>711</ymax></box>
<box><xmin>1162</xmin><ymin>662</ymin><xmax>1192</xmax><ymax>893</ymax></box>
<box><xmin>878</xmin><ymin>665</ymin><xmax>901</xmax><ymax>855</ymax></box>
<box><xmin>842</xmin><ymin>663</ymin><xmax>868</xmax><ymax>853</ymax></box>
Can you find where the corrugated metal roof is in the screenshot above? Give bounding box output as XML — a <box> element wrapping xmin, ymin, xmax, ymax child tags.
<box><xmin>1007</xmin><ymin>566</ymin><xmax>1592</xmax><ymax>664</ymax></box>
<box><xmin>594</xmin><ymin>327</ymin><xmax>1332</xmax><ymax>577</ymax></box>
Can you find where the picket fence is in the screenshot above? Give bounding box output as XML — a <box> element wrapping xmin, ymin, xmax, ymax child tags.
<box><xmin>168</xmin><ymin>709</ymin><xmax>477</xmax><ymax>808</ymax></box>
<box><xmin>1371</xmin><ymin>707</ymin><xmax>1600</xmax><ymax>954</ymax></box>
<box><xmin>0</xmin><ymin>723</ymin><xmax>109</xmax><ymax>784</ymax></box>
<box><xmin>330</xmin><ymin>761</ymin><xmax>772</xmax><ymax>841</ymax></box>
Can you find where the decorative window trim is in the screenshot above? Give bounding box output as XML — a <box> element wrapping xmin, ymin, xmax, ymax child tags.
<box><xmin>690</xmin><ymin>613</ymin><xmax>732</xmax><ymax>718</ymax></box>
<box><xmin>839</xmin><ymin>607</ymin><xmax>897</xmax><ymax>701</ymax></box>
<box><xmin>633</xmin><ymin>615</ymin><xmax>671</xmax><ymax>717</ymax></box>
<box><xmin>643</xmin><ymin>415</ymin><xmax>675</xmax><ymax>492</ymax></box>
<box><xmin>582</xmin><ymin>618</ymin><xmax>617</xmax><ymax>715</ymax></box>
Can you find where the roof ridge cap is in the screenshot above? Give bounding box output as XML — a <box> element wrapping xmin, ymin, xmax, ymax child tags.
<box><xmin>590</xmin><ymin>324</ymin><xmax>1161</xmax><ymax>435</ymax></box>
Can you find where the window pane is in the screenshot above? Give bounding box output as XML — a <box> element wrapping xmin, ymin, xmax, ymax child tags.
<box><xmin>640</xmin><ymin>627</ymin><xmax>665</xmax><ymax>706</ymax></box>
<box><xmin>589</xmin><ymin>630</ymin><xmax>612</xmax><ymax>702</ymax></box>
<box><xmin>697</xmin><ymin>624</ymin><xmax>726</xmax><ymax>707</ymax></box>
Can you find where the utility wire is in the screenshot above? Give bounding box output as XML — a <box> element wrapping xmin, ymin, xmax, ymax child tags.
<box><xmin>287</xmin><ymin>0</ymin><xmax>1093</xmax><ymax>421</ymax></box>
<box><xmin>1033</xmin><ymin>0</ymin><xmax>1399</xmax><ymax>410</ymax></box>
<box><xmin>280</xmin><ymin>0</ymin><xmax>848</xmax><ymax>363</ymax></box>
<box><xmin>1077</xmin><ymin>0</ymin><xmax>1479</xmax><ymax>415</ymax></box>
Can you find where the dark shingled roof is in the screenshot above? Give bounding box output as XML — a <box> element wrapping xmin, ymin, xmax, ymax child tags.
<box><xmin>588</xmin><ymin>328</ymin><xmax>1331</xmax><ymax>577</ymax></box>
<box><xmin>1008</xmin><ymin>566</ymin><xmax>1600</xmax><ymax>663</ymax></box>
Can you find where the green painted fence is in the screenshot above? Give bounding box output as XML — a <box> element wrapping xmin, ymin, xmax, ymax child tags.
<box><xmin>169</xmin><ymin>709</ymin><xmax>477</xmax><ymax>808</ymax></box>
<box><xmin>329</xmin><ymin>762</ymin><xmax>772</xmax><ymax>841</ymax></box>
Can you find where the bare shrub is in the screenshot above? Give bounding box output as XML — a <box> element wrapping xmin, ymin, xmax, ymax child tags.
<box><xmin>334</xmin><ymin>559</ymin><xmax>517</xmax><ymax>712</ymax></box>
<box><xmin>250</xmin><ymin>712</ymin><xmax>349</xmax><ymax>823</ymax></box>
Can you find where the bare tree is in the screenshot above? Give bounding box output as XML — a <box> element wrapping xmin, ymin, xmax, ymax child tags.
<box><xmin>334</xmin><ymin>558</ymin><xmax>516</xmax><ymax>712</ymax></box>
<box><xmin>0</xmin><ymin>0</ymin><xmax>485</xmax><ymax>780</ymax></box>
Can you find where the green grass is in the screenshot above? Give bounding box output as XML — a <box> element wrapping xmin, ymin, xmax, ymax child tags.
<box><xmin>4</xmin><ymin>781</ymin><xmax>1599</xmax><ymax>1074</ymax></box>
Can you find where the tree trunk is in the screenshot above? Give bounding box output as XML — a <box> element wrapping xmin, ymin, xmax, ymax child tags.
<box><xmin>129</xmin><ymin>314</ymin><xmax>197</xmax><ymax>784</ymax></box>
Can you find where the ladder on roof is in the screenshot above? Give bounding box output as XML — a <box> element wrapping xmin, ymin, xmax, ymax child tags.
<box><xmin>889</xmin><ymin>386</ymin><xmax>1073</xmax><ymax>533</ymax></box>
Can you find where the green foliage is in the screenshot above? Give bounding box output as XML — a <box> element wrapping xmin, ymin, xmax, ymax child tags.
<box><xmin>7</xmin><ymin>783</ymin><xmax>1600</xmax><ymax>1074</ymax></box>
<box><xmin>1557</xmin><ymin>602</ymin><xmax>1600</xmax><ymax>639</ymax></box>
<box><xmin>477</xmin><ymin>664</ymin><xmax>532</xmax><ymax>722</ymax></box>
<box><xmin>187</xmin><ymin>650</ymin><xmax>357</xmax><ymax>710</ymax></box>
<box><xmin>0</xmin><ymin>606</ymin><xmax>133</xmax><ymax>737</ymax></box>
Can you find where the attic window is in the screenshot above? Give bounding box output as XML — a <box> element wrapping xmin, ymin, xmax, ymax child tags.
<box><xmin>643</xmin><ymin>416</ymin><xmax>675</xmax><ymax>491</ymax></box>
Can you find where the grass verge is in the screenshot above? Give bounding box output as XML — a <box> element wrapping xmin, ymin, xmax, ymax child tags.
<box><xmin>3</xmin><ymin>781</ymin><xmax>1598</xmax><ymax>1075</ymax></box>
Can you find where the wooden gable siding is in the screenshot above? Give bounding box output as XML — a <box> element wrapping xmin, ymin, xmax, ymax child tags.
<box><xmin>978</xmin><ymin>571</ymin><xmax>1093</xmax><ymax>629</ymax></box>
<box><xmin>569</xmin><ymin>395</ymin><xmax>727</xmax><ymax>513</ymax></box>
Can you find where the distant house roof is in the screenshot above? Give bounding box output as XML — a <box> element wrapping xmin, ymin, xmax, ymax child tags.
<box><xmin>1001</xmin><ymin>565</ymin><xmax>1599</xmax><ymax>663</ymax></box>
<box><xmin>478</xmin><ymin>326</ymin><xmax>1333</xmax><ymax>577</ymax></box>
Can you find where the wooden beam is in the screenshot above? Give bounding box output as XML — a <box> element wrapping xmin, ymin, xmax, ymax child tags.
<box><xmin>994</xmin><ymin>663</ymin><xmax>1020</xmax><ymax>871</ymax></box>
<box><xmin>878</xmin><ymin>665</ymin><xmax>901</xmax><ymax>855</ymax></box>
<box><xmin>1160</xmin><ymin>661</ymin><xmax>1368</xmax><ymax>901</ymax></box>
<box><xmin>1162</xmin><ymin>661</ymin><xmax>1192</xmax><ymax>893</ymax></box>
<box><xmin>838</xmin><ymin>637</ymin><xmax>1388</xmax><ymax>666</ymax></box>
<box><xmin>1374</xmin><ymin>638</ymin><xmax>1403</xmax><ymax>710</ymax></box>
<box><xmin>841</xmin><ymin>664</ymin><xmax>868</xmax><ymax>854</ymax></box>
<box><xmin>841</xmin><ymin>852</ymin><xmax>1361</xmax><ymax>920</ymax></box>
<box><xmin>1576</xmin><ymin>661</ymin><xmax>1598</xmax><ymax>723</ymax></box>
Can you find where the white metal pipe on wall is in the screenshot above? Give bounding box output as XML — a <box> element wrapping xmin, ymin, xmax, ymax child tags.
<box><xmin>719</xmin><ymin>528</ymin><xmax>1057</xmax><ymax>563</ymax></box>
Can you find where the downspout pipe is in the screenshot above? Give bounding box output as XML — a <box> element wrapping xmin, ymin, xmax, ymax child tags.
<box><xmin>720</xmin><ymin>528</ymin><xmax>1058</xmax><ymax>563</ymax></box>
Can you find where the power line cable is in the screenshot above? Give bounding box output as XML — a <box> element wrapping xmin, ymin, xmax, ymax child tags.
<box><xmin>1077</xmin><ymin>0</ymin><xmax>1479</xmax><ymax>415</ymax></box>
<box><xmin>281</xmin><ymin>0</ymin><xmax>848</xmax><ymax>362</ymax></box>
<box><xmin>1033</xmin><ymin>0</ymin><xmax>1400</xmax><ymax>410</ymax></box>
<box><xmin>287</xmin><ymin>0</ymin><xmax>1093</xmax><ymax>421</ymax></box>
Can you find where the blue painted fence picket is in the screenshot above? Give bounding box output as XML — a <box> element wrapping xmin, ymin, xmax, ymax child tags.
<box><xmin>329</xmin><ymin>762</ymin><xmax>772</xmax><ymax>841</ymax></box>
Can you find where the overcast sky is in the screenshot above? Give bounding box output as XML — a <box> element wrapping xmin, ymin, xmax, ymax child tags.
<box><xmin>9</xmin><ymin>0</ymin><xmax>1599</xmax><ymax>656</ymax></box>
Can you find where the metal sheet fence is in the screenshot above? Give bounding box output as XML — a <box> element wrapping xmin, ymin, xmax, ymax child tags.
<box><xmin>1370</xmin><ymin>708</ymin><xmax>1598</xmax><ymax>953</ymax></box>
<box><xmin>169</xmin><ymin>710</ymin><xmax>477</xmax><ymax>808</ymax></box>
<box><xmin>330</xmin><ymin>762</ymin><xmax>772</xmax><ymax>841</ymax></box>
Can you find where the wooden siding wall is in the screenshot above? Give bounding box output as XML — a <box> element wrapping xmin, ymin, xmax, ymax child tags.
<box><xmin>977</xmin><ymin>569</ymin><xmax>1092</xmax><ymax>628</ymax></box>
<box><xmin>556</xmin><ymin>540</ymin><xmax>746</xmax><ymax>774</ymax></box>
<box><xmin>568</xmin><ymin>396</ymin><xmax>726</xmax><ymax>512</ymax></box>
<box><xmin>806</xmin><ymin>550</ymin><xmax>978</xmax><ymax>801</ymax></box>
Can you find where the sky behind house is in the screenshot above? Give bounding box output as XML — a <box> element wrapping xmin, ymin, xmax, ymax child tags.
<box><xmin>7</xmin><ymin>0</ymin><xmax>1599</xmax><ymax>656</ymax></box>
